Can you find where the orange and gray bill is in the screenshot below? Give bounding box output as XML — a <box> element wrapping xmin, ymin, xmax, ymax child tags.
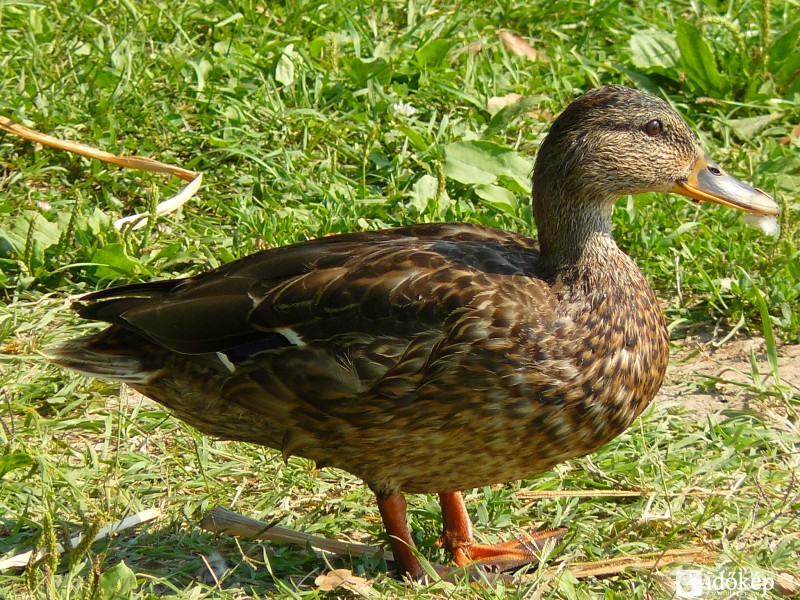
<box><xmin>672</xmin><ymin>152</ymin><xmax>779</xmax><ymax>216</ymax></box>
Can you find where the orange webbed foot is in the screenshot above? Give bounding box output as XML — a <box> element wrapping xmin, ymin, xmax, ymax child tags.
<box><xmin>438</xmin><ymin>491</ymin><xmax>565</xmax><ymax>572</ymax></box>
<box><xmin>449</xmin><ymin>527</ymin><xmax>567</xmax><ymax>571</ymax></box>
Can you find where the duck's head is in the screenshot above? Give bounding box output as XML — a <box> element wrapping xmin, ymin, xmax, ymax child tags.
<box><xmin>532</xmin><ymin>85</ymin><xmax>779</xmax><ymax>261</ymax></box>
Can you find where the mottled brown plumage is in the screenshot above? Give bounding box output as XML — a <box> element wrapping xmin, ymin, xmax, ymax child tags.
<box><xmin>47</xmin><ymin>85</ymin><xmax>778</xmax><ymax>580</ymax></box>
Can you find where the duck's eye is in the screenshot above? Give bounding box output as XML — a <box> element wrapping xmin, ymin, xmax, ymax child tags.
<box><xmin>644</xmin><ymin>119</ymin><xmax>663</xmax><ymax>136</ymax></box>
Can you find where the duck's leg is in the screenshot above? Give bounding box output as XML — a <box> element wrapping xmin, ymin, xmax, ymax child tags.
<box><xmin>438</xmin><ymin>491</ymin><xmax>566</xmax><ymax>571</ymax></box>
<box><xmin>376</xmin><ymin>492</ymin><xmax>427</xmax><ymax>580</ymax></box>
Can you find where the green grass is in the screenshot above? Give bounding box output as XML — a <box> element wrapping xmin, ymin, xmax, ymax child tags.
<box><xmin>1</xmin><ymin>0</ymin><xmax>798</xmax><ymax>598</ymax></box>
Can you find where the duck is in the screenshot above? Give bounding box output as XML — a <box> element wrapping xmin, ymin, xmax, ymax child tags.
<box><xmin>46</xmin><ymin>85</ymin><xmax>779</xmax><ymax>580</ymax></box>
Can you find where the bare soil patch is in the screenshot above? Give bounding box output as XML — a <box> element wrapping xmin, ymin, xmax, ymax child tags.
<box><xmin>658</xmin><ymin>337</ymin><xmax>799</xmax><ymax>423</ymax></box>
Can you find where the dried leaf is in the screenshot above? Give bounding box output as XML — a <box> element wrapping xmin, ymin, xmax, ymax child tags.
<box><xmin>487</xmin><ymin>93</ymin><xmax>523</xmax><ymax>114</ymax></box>
<box><xmin>775</xmin><ymin>571</ymin><xmax>798</xmax><ymax>596</ymax></box>
<box><xmin>778</xmin><ymin>123</ymin><xmax>800</xmax><ymax>145</ymax></box>
<box><xmin>315</xmin><ymin>569</ymin><xmax>373</xmax><ymax>596</ymax></box>
<box><xmin>200</xmin><ymin>507</ymin><xmax>395</xmax><ymax>562</ymax></box>
<box><xmin>500</xmin><ymin>31</ymin><xmax>548</xmax><ymax>62</ymax></box>
<box><xmin>527</xmin><ymin>108</ymin><xmax>553</xmax><ymax>121</ymax></box>
<box><xmin>517</xmin><ymin>489</ymin><xmax>645</xmax><ymax>499</ymax></box>
<box><xmin>566</xmin><ymin>548</ymin><xmax>713</xmax><ymax>578</ymax></box>
<box><xmin>450</xmin><ymin>42</ymin><xmax>482</xmax><ymax>59</ymax></box>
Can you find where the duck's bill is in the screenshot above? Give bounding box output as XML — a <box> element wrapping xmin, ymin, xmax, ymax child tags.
<box><xmin>672</xmin><ymin>153</ymin><xmax>779</xmax><ymax>216</ymax></box>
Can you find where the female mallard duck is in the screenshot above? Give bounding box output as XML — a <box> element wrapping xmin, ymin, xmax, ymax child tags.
<box><xmin>48</xmin><ymin>86</ymin><xmax>778</xmax><ymax>580</ymax></box>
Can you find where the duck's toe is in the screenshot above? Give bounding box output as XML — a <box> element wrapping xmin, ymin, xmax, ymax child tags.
<box><xmin>449</xmin><ymin>528</ymin><xmax>567</xmax><ymax>571</ymax></box>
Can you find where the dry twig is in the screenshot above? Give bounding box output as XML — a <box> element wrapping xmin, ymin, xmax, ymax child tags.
<box><xmin>0</xmin><ymin>115</ymin><xmax>201</xmax><ymax>230</ymax></box>
<box><xmin>0</xmin><ymin>508</ymin><xmax>162</xmax><ymax>571</ymax></box>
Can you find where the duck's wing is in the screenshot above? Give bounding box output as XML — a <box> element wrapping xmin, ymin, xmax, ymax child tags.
<box><xmin>49</xmin><ymin>222</ymin><xmax>561</xmax><ymax>460</ymax></box>
<box><xmin>74</xmin><ymin>223</ymin><xmax>542</xmax><ymax>365</ymax></box>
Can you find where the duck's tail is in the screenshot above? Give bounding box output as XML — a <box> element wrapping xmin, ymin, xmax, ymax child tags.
<box><xmin>43</xmin><ymin>328</ymin><xmax>160</xmax><ymax>385</ymax></box>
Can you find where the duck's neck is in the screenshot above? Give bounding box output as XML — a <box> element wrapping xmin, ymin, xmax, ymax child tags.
<box><xmin>532</xmin><ymin>183</ymin><xmax>618</xmax><ymax>274</ymax></box>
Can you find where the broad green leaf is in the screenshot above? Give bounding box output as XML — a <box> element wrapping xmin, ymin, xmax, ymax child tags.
<box><xmin>630</xmin><ymin>30</ymin><xmax>679</xmax><ymax>72</ymax></box>
<box><xmin>0</xmin><ymin>452</ymin><xmax>33</xmax><ymax>478</ymax></box>
<box><xmin>775</xmin><ymin>52</ymin><xmax>800</xmax><ymax>91</ymax></box>
<box><xmin>414</xmin><ymin>39</ymin><xmax>452</xmax><ymax>67</ymax></box>
<box><xmin>475</xmin><ymin>183</ymin><xmax>518</xmax><ymax>214</ymax></box>
<box><xmin>726</xmin><ymin>113</ymin><xmax>783</xmax><ymax>141</ymax></box>
<box><xmin>762</xmin><ymin>155</ymin><xmax>800</xmax><ymax>177</ymax></box>
<box><xmin>346</xmin><ymin>57</ymin><xmax>391</xmax><ymax>86</ymax></box>
<box><xmin>409</xmin><ymin>174</ymin><xmax>439</xmax><ymax>212</ymax></box>
<box><xmin>767</xmin><ymin>19</ymin><xmax>800</xmax><ymax>75</ymax></box>
<box><xmin>496</xmin><ymin>173</ymin><xmax>531</xmax><ymax>196</ymax></box>
<box><xmin>0</xmin><ymin>225</ymin><xmax>25</xmax><ymax>258</ymax></box>
<box><xmin>212</xmin><ymin>39</ymin><xmax>234</xmax><ymax>55</ymax></box>
<box><xmin>92</xmin><ymin>243</ymin><xmax>139</xmax><ymax>279</ymax></box>
<box><xmin>444</xmin><ymin>144</ymin><xmax>499</xmax><ymax>185</ymax></box>
<box><xmin>30</xmin><ymin>212</ymin><xmax>61</xmax><ymax>248</ymax></box>
<box><xmin>275</xmin><ymin>44</ymin><xmax>295</xmax><ymax>86</ymax></box>
<box><xmin>444</xmin><ymin>140</ymin><xmax>532</xmax><ymax>193</ymax></box>
<box><xmin>0</xmin><ymin>211</ymin><xmax>61</xmax><ymax>266</ymax></box>
<box><xmin>437</xmin><ymin>190</ymin><xmax>454</xmax><ymax>214</ymax></box>
<box><xmin>676</xmin><ymin>21</ymin><xmax>730</xmax><ymax>97</ymax></box>
<box><xmin>98</xmin><ymin>561</ymin><xmax>137</xmax><ymax>599</ymax></box>
<box><xmin>87</xmin><ymin>207</ymin><xmax>111</xmax><ymax>235</ymax></box>
<box><xmin>308</xmin><ymin>37</ymin><xmax>327</xmax><ymax>59</ymax></box>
